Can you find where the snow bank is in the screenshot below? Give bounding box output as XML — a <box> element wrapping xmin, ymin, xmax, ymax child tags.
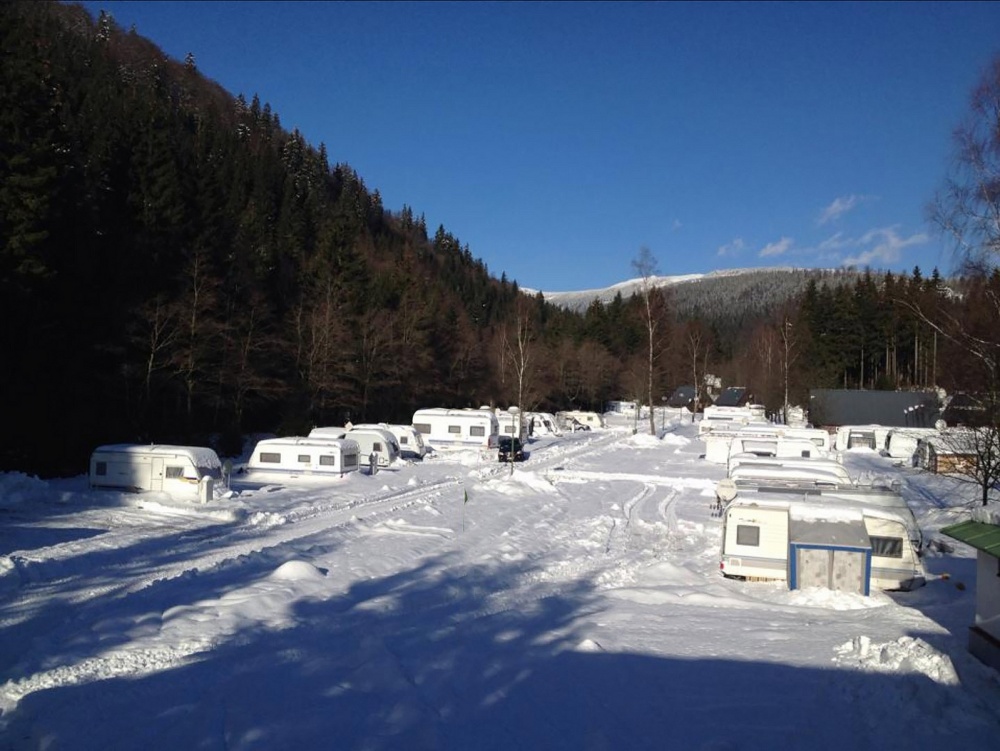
<box><xmin>0</xmin><ymin>472</ymin><xmax>49</xmax><ymax>509</ymax></box>
<box><xmin>834</xmin><ymin>635</ymin><xmax>959</xmax><ymax>685</ymax></box>
<box><xmin>270</xmin><ymin>560</ymin><xmax>326</xmax><ymax>581</ymax></box>
<box><xmin>629</xmin><ymin>433</ymin><xmax>663</xmax><ymax>448</ymax></box>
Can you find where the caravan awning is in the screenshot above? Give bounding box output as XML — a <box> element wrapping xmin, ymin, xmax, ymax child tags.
<box><xmin>941</xmin><ymin>520</ymin><xmax>1000</xmax><ymax>557</ymax></box>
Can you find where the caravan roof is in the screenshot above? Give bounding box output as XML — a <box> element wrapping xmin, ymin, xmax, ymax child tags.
<box><xmin>728</xmin><ymin>462</ymin><xmax>853</xmax><ymax>486</ymax></box>
<box><xmin>93</xmin><ymin>444</ymin><xmax>221</xmax><ymax>469</ymax></box>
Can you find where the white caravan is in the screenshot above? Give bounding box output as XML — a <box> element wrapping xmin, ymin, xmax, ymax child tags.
<box><xmin>371</xmin><ymin>423</ymin><xmax>427</xmax><ymax>459</ymax></box>
<box><xmin>726</xmin><ymin>461</ymin><xmax>853</xmax><ymax>487</ymax></box>
<box><xmin>605</xmin><ymin>401</ymin><xmax>638</xmax><ymax>416</ymax></box>
<box><xmin>702</xmin><ymin>423</ymin><xmax>832</xmax><ymax>464</ymax></box>
<box><xmin>885</xmin><ymin>428</ymin><xmax>939</xmax><ymax>463</ymax></box>
<box><xmin>704</xmin><ymin>426</ymin><xmax>832</xmax><ymax>465</ymax></box>
<box><xmin>495</xmin><ymin>408</ymin><xmax>525</xmax><ymax>437</ymax></box>
<box><xmin>717</xmin><ymin>457</ymin><xmax>854</xmax><ymax>506</ymax></box>
<box><xmin>834</xmin><ymin>425</ymin><xmax>893</xmax><ymax>452</ymax></box>
<box><xmin>727</xmin><ymin>454</ymin><xmax>848</xmax><ymax>478</ymax></box>
<box><xmin>89</xmin><ymin>444</ymin><xmax>222</xmax><ymax>499</ymax></box>
<box><xmin>555</xmin><ymin>410</ymin><xmax>604</xmax><ymax>431</ymax></box>
<box><xmin>411</xmin><ymin>408</ymin><xmax>500</xmax><ymax>451</ymax></box>
<box><xmin>719</xmin><ymin>486</ymin><xmax>924</xmax><ymax>592</ymax></box>
<box><xmin>726</xmin><ymin>436</ymin><xmax>830</xmax><ymax>470</ymax></box>
<box><xmin>526</xmin><ymin>412</ymin><xmax>560</xmax><ymax>436</ymax></box>
<box><xmin>340</xmin><ymin>426</ymin><xmax>401</xmax><ymax>469</ymax></box>
<box><xmin>704</xmin><ymin>426</ymin><xmax>782</xmax><ymax>463</ymax></box>
<box><xmin>308</xmin><ymin>426</ymin><xmax>347</xmax><ymax>440</ymax></box>
<box><xmin>247</xmin><ymin>437</ymin><xmax>360</xmax><ymax>477</ymax></box>
<box><xmin>699</xmin><ymin>404</ymin><xmax>767</xmax><ymax>435</ymax></box>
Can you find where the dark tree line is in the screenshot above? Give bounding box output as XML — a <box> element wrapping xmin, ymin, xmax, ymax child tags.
<box><xmin>3</xmin><ymin>3</ymin><xmax>996</xmax><ymax>479</ymax></box>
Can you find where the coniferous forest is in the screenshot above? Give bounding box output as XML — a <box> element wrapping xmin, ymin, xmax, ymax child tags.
<box><xmin>2</xmin><ymin>2</ymin><xmax>996</xmax><ymax>477</ymax></box>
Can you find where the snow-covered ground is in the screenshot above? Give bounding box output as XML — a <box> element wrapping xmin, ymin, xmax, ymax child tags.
<box><xmin>1</xmin><ymin>415</ymin><xmax>998</xmax><ymax>750</ymax></box>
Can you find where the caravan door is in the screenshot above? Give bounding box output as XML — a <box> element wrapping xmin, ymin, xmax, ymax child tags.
<box><xmin>150</xmin><ymin>457</ymin><xmax>164</xmax><ymax>491</ymax></box>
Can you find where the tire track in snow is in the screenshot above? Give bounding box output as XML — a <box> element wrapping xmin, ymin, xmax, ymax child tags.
<box><xmin>605</xmin><ymin>483</ymin><xmax>654</xmax><ymax>554</ymax></box>
<box><xmin>0</xmin><ymin>479</ymin><xmax>466</xmax><ymax>710</ymax></box>
<box><xmin>2</xmin><ymin>478</ymin><xmax>462</xmax><ymax>621</ymax></box>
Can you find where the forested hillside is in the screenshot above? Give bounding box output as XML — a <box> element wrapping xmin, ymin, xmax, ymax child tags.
<box><xmin>0</xmin><ymin>2</ymin><xmax>984</xmax><ymax>476</ymax></box>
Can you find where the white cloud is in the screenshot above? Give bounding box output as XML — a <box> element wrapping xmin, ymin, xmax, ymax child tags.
<box><xmin>716</xmin><ymin>237</ymin><xmax>745</xmax><ymax>257</ymax></box>
<box><xmin>758</xmin><ymin>237</ymin><xmax>794</xmax><ymax>258</ymax></box>
<box><xmin>842</xmin><ymin>227</ymin><xmax>929</xmax><ymax>267</ymax></box>
<box><xmin>818</xmin><ymin>195</ymin><xmax>866</xmax><ymax>225</ymax></box>
<box><xmin>817</xmin><ymin>232</ymin><xmax>850</xmax><ymax>251</ymax></box>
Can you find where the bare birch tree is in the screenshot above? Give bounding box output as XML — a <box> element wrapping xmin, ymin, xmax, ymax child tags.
<box><xmin>632</xmin><ymin>247</ymin><xmax>662</xmax><ymax>434</ymax></box>
<box><xmin>499</xmin><ymin>298</ymin><xmax>539</xmax><ymax>431</ymax></box>
<box><xmin>921</xmin><ymin>54</ymin><xmax>1000</xmax><ymax>504</ymax></box>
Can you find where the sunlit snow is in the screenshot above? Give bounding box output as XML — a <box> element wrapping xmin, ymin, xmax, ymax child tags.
<box><xmin>1</xmin><ymin>414</ymin><xmax>998</xmax><ymax>750</ymax></box>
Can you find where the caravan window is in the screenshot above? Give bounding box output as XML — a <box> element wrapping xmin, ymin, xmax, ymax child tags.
<box><xmin>259</xmin><ymin>452</ymin><xmax>281</xmax><ymax>464</ymax></box>
<box><xmin>470</xmin><ymin>425</ymin><xmax>485</xmax><ymax>437</ymax></box>
<box><xmin>400</xmin><ymin>436</ymin><xmax>409</xmax><ymax>445</ymax></box>
<box><xmin>319</xmin><ymin>455</ymin><xmax>336</xmax><ymax>466</ymax></box>
<box><xmin>344</xmin><ymin>454</ymin><xmax>358</xmax><ymax>468</ymax></box>
<box><xmin>448</xmin><ymin>425</ymin><xmax>461</xmax><ymax>434</ymax></box>
<box><xmin>165</xmin><ymin>466</ymin><xmax>184</xmax><ymax>479</ymax></box>
<box><xmin>298</xmin><ymin>454</ymin><xmax>310</xmax><ymax>464</ymax></box>
<box><xmin>736</xmin><ymin>525</ymin><xmax>760</xmax><ymax>546</ymax></box>
<box><xmin>414</xmin><ymin>423</ymin><xmax>431</xmax><ymax>434</ymax></box>
<box><xmin>95</xmin><ymin>461</ymin><xmax>107</xmax><ymax>476</ymax></box>
<box><xmin>869</xmin><ymin>536</ymin><xmax>903</xmax><ymax>558</ymax></box>
<box><xmin>373</xmin><ymin>442</ymin><xmax>383</xmax><ymax>452</ymax></box>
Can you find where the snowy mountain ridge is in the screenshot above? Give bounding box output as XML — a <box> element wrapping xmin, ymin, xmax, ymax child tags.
<box><xmin>524</xmin><ymin>267</ymin><xmax>809</xmax><ymax>311</ymax></box>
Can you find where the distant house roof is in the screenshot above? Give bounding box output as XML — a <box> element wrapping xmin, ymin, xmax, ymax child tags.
<box><xmin>715</xmin><ymin>387</ymin><xmax>751</xmax><ymax>407</ymax></box>
<box><xmin>941</xmin><ymin>393</ymin><xmax>990</xmax><ymax>427</ymax></box>
<box><xmin>808</xmin><ymin>390</ymin><xmax>940</xmax><ymax>428</ymax></box>
<box><xmin>666</xmin><ymin>386</ymin><xmax>697</xmax><ymax>408</ymax></box>
<box><xmin>941</xmin><ymin>520</ymin><xmax>1000</xmax><ymax>557</ymax></box>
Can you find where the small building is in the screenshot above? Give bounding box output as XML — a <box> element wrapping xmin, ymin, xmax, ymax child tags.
<box><xmin>916</xmin><ymin>431</ymin><xmax>979</xmax><ymax>475</ymax></box>
<box><xmin>714</xmin><ymin>386</ymin><xmax>754</xmax><ymax>408</ymax></box>
<box><xmin>940</xmin><ymin>393</ymin><xmax>988</xmax><ymax>427</ymax></box>
<box><xmin>941</xmin><ymin>514</ymin><xmax>1000</xmax><ymax>672</ymax></box>
<box><xmin>666</xmin><ymin>386</ymin><xmax>698</xmax><ymax>410</ymax></box>
<box><xmin>788</xmin><ymin>513</ymin><xmax>872</xmax><ymax>596</ymax></box>
<box><xmin>808</xmin><ymin>389</ymin><xmax>940</xmax><ymax>429</ymax></box>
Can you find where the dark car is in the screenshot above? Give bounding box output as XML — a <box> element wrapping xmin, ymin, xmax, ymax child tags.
<box><xmin>498</xmin><ymin>436</ymin><xmax>526</xmax><ymax>462</ymax></box>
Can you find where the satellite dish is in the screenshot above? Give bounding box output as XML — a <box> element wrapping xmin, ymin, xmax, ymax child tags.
<box><xmin>716</xmin><ymin>479</ymin><xmax>738</xmax><ymax>503</ymax></box>
<box><xmin>935</xmin><ymin>419</ymin><xmax>947</xmax><ymax>431</ymax></box>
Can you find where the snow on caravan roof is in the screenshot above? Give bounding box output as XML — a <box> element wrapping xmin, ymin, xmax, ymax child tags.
<box><xmin>93</xmin><ymin>444</ymin><xmax>222</xmax><ymax>468</ymax></box>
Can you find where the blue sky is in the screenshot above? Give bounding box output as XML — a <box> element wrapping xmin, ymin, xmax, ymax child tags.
<box><xmin>82</xmin><ymin>1</ymin><xmax>1000</xmax><ymax>292</ymax></box>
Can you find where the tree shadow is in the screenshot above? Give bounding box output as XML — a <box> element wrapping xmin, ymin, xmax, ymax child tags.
<box><xmin>3</xmin><ymin>553</ymin><xmax>1000</xmax><ymax>750</ymax></box>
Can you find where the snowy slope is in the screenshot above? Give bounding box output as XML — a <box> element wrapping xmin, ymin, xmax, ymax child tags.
<box><xmin>524</xmin><ymin>267</ymin><xmax>802</xmax><ymax>311</ymax></box>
